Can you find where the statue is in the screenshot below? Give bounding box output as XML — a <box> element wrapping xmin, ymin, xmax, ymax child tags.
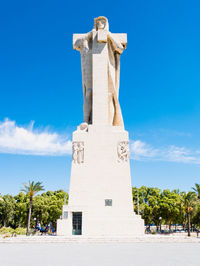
<box><xmin>73</xmin><ymin>16</ymin><xmax>127</xmax><ymax>127</ymax></box>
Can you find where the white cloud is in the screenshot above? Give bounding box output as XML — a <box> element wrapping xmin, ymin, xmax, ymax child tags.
<box><xmin>130</xmin><ymin>140</ymin><xmax>158</xmax><ymax>160</ymax></box>
<box><xmin>0</xmin><ymin>119</ymin><xmax>72</xmax><ymax>156</ymax></box>
<box><xmin>131</xmin><ymin>140</ymin><xmax>200</xmax><ymax>165</ymax></box>
<box><xmin>165</xmin><ymin>146</ymin><xmax>200</xmax><ymax>164</ymax></box>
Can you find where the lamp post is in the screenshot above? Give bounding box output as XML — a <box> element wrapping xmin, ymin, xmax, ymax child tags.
<box><xmin>33</xmin><ymin>217</ymin><xmax>37</xmax><ymax>228</ymax></box>
<box><xmin>64</xmin><ymin>194</ymin><xmax>66</xmax><ymax>205</ymax></box>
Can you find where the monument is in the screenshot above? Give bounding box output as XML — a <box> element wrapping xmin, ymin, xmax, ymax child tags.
<box><xmin>57</xmin><ymin>16</ymin><xmax>144</xmax><ymax>236</ymax></box>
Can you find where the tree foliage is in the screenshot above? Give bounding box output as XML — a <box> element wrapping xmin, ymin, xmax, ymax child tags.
<box><xmin>0</xmin><ymin>194</ymin><xmax>16</xmax><ymax>227</ymax></box>
<box><xmin>192</xmin><ymin>183</ymin><xmax>200</xmax><ymax>199</ymax></box>
<box><xmin>0</xmin><ymin>190</ymin><xmax>68</xmax><ymax>230</ymax></box>
<box><xmin>133</xmin><ymin>185</ymin><xmax>200</xmax><ymax>232</ymax></box>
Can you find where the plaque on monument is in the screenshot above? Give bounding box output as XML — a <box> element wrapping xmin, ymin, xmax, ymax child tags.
<box><xmin>57</xmin><ymin>17</ymin><xmax>144</xmax><ymax>237</ymax></box>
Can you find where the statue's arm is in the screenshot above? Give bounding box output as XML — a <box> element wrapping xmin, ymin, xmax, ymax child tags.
<box><xmin>108</xmin><ymin>33</ymin><xmax>127</xmax><ymax>54</ymax></box>
<box><xmin>73</xmin><ymin>36</ymin><xmax>83</xmax><ymax>51</ymax></box>
<box><xmin>73</xmin><ymin>32</ymin><xmax>92</xmax><ymax>51</ymax></box>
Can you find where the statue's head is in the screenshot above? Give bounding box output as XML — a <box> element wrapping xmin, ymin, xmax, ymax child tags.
<box><xmin>94</xmin><ymin>16</ymin><xmax>109</xmax><ymax>31</ymax></box>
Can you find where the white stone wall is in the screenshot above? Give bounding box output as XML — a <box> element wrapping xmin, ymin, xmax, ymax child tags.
<box><xmin>57</xmin><ymin>126</ymin><xmax>144</xmax><ymax>236</ymax></box>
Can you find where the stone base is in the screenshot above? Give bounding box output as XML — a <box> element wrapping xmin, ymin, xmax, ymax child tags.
<box><xmin>57</xmin><ymin>125</ymin><xmax>144</xmax><ymax>236</ymax></box>
<box><xmin>57</xmin><ymin>211</ymin><xmax>144</xmax><ymax>236</ymax></box>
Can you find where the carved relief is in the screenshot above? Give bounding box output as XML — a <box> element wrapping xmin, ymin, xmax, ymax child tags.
<box><xmin>72</xmin><ymin>142</ymin><xmax>84</xmax><ymax>164</ymax></box>
<box><xmin>117</xmin><ymin>141</ymin><xmax>130</xmax><ymax>162</ymax></box>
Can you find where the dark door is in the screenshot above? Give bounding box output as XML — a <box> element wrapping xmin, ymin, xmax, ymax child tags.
<box><xmin>72</xmin><ymin>212</ymin><xmax>82</xmax><ymax>235</ymax></box>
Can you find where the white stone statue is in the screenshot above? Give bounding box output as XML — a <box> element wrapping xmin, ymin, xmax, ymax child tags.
<box><xmin>57</xmin><ymin>18</ymin><xmax>145</xmax><ymax>237</ymax></box>
<box><xmin>73</xmin><ymin>16</ymin><xmax>127</xmax><ymax>127</ymax></box>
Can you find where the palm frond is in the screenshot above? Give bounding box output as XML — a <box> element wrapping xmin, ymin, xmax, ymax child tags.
<box><xmin>21</xmin><ymin>180</ymin><xmax>44</xmax><ymax>198</ymax></box>
<box><xmin>192</xmin><ymin>183</ymin><xmax>200</xmax><ymax>199</ymax></box>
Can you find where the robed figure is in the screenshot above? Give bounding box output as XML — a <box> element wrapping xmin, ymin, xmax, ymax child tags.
<box><xmin>73</xmin><ymin>16</ymin><xmax>127</xmax><ymax>127</ymax></box>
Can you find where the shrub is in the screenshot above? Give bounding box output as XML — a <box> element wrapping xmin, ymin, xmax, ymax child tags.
<box><xmin>13</xmin><ymin>227</ymin><xmax>26</xmax><ymax>235</ymax></box>
<box><xmin>0</xmin><ymin>227</ymin><xmax>26</xmax><ymax>235</ymax></box>
<box><xmin>0</xmin><ymin>227</ymin><xmax>14</xmax><ymax>235</ymax></box>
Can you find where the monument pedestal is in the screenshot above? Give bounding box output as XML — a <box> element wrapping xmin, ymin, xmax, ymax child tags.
<box><xmin>57</xmin><ymin>125</ymin><xmax>144</xmax><ymax>236</ymax></box>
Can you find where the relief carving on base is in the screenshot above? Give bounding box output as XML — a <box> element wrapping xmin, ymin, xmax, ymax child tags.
<box><xmin>72</xmin><ymin>142</ymin><xmax>84</xmax><ymax>164</ymax></box>
<box><xmin>117</xmin><ymin>141</ymin><xmax>130</xmax><ymax>162</ymax></box>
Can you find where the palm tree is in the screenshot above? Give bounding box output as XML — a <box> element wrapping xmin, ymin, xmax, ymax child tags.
<box><xmin>21</xmin><ymin>181</ymin><xmax>44</xmax><ymax>235</ymax></box>
<box><xmin>182</xmin><ymin>191</ymin><xmax>197</xmax><ymax>236</ymax></box>
<box><xmin>192</xmin><ymin>183</ymin><xmax>200</xmax><ymax>199</ymax></box>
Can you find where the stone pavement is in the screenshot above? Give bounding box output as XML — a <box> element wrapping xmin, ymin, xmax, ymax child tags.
<box><xmin>0</xmin><ymin>234</ymin><xmax>199</xmax><ymax>243</ymax></box>
<box><xmin>0</xmin><ymin>241</ymin><xmax>199</xmax><ymax>266</ymax></box>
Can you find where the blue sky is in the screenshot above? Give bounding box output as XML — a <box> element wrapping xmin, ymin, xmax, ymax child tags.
<box><xmin>0</xmin><ymin>0</ymin><xmax>200</xmax><ymax>195</ymax></box>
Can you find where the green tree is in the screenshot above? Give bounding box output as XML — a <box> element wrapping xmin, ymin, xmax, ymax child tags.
<box><xmin>14</xmin><ymin>192</ymin><xmax>29</xmax><ymax>228</ymax></box>
<box><xmin>147</xmin><ymin>188</ymin><xmax>161</xmax><ymax>229</ymax></box>
<box><xmin>159</xmin><ymin>190</ymin><xmax>182</xmax><ymax>230</ymax></box>
<box><xmin>32</xmin><ymin>190</ymin><xmax>68</xmax><ymax>228</ymax></box>
<box><xmin>21</xmin><ymin>181</ymin><xmax>44</xmax><ymax>235</ymax></box>
<box><xmin>132</xmin><ymin>186</ymin><xmax>161</xmax><ymax>229</ymax></box>
<box><xmin>0</xmin><ymin>194</ymin><xmax>16</xmax><ymax>227</ymax></box>
<box><xmin>192</xmin><ymin>201</ymin><xmax>200</xmax><ymax>228</ymax></box>
<box><xmin>192</xmin><ymin>183</ymin><xmax>200</xmax><ymax>199</ymax></box>
<box><xmin>182</xmin><ymin>191</ymin><xmax>197</xmax><ymax>236</ymax></box>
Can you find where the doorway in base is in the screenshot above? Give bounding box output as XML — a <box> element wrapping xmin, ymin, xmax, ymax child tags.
<box><xmin>72</xmin><ymin>212</ymin><xmax>82</xmax><ymax>235</ymax></box>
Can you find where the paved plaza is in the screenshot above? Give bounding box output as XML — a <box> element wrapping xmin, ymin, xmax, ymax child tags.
<box><xmin>0</xmin><ymin>236</ymin><xmax>199</xmax><ymax>266</ymax></box>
